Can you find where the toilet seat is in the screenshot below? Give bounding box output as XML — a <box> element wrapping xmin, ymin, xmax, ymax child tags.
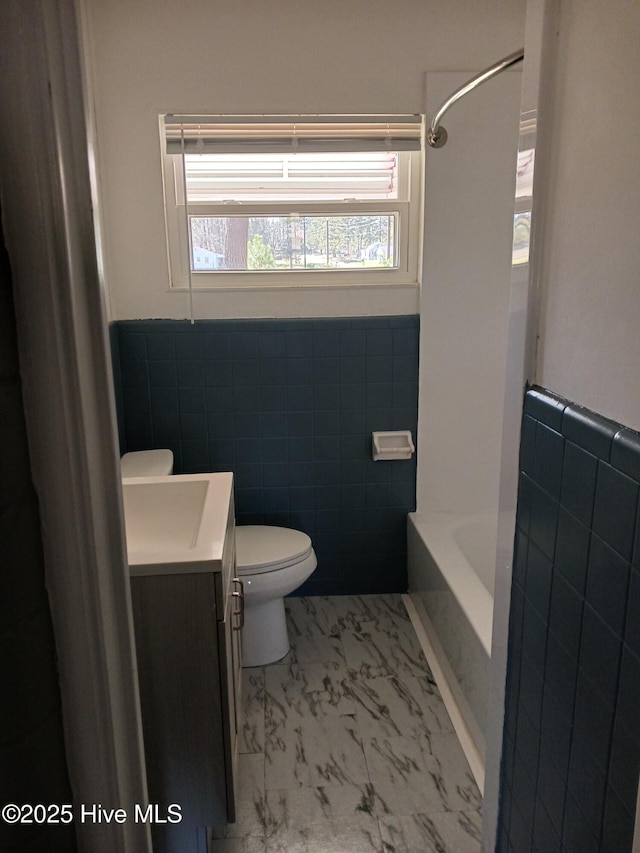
<box><xmin>235</xmin><ymin>526</ymin><xmax>313</xmax><ymax>576</ymax></box>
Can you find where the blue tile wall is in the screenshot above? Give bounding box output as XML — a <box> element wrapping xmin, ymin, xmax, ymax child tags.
<box><xmin>112</xmin><ymin>317</ymin><xmax>419</xmax><ymax>595</ymax></box>
<box><xmin>499</xmin><ymin>386</ymin><xmax>640</xmax><ymax>853</ymax></box>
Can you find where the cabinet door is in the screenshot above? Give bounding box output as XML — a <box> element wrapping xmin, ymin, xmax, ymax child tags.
<box><xmin>131</xmin><ymin>573</ymin><xmax>227</xmax><ymax>852</ymax></box>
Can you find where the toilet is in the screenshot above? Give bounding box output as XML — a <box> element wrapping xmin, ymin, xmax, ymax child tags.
<box><xmin>120</xmin><ymin>450</ymin><xmax>317</xmax><ymax>667</ymax></box>
<box><xmin>235</xmin><ymin>525</ymin><xmax>317</xmax><ymax>667</ymax></box>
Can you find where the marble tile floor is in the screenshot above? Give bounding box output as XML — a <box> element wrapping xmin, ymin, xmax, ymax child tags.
<box><xmin>210</xmin><ymin>594</ymin><xmax>482</xmax><ymax>853</ymax></box>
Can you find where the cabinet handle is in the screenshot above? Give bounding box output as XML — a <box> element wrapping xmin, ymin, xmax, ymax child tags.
<box><xmin>232</xmin><ymin>577</ymin><xmax>244</xmax><ymax>630</ymax></box>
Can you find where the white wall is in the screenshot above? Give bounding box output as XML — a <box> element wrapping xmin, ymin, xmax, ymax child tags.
<box><xmin>417</xmin><ymin>70</ymin><xmax>522</xmax><ymax>515</ymax></box>
<box><xmin>82</xmin><ymin>0</ymin><xmax>526</xmax><ymax>320</ymax></box>
<box><xmin>534</xmin><ymin>0</ymin><xmax>640</xmax><ymax>431</ymax></box>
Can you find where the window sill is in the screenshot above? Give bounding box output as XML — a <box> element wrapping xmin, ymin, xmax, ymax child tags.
<box><xmin>168</xmin><ymin>279</ymin><xmax>420</xmax><ymax>293</ymax></box>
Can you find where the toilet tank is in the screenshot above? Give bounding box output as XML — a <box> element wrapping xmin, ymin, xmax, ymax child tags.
<box><xmin>121</xmin><ymin>449</ymin><xmax>174</xmax><ymax>478</ymax></box>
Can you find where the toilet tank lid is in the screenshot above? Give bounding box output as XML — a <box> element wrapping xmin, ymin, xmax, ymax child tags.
<box><xmin>121</xmin><ymin>449</ymin><xmax>174</xmax><ymax>477</ymax></box>
<box><xmin>235</xmin><ymin>525</ymin><xmax>313</xmax><ymax>572</ymax></box>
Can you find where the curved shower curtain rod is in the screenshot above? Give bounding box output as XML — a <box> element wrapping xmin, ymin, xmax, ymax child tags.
<box><xmin>427</xmin><ymin>48</ymin><xmax>524</xmax><ymax>148</ymax></box>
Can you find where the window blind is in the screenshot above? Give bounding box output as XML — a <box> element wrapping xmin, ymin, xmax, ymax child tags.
<box><xmin>182</xmin><ymin>151</ymin><xmax>400</xmax><ymax>202</ymax></box>
<box><xmin>164</xmin><ymin>114</ymin><xmax>423</xmax><ymax>155</ymax></box>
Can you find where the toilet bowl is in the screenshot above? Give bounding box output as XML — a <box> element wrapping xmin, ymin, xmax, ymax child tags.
<box><xmin>235</xmin><ymin>525</ymin><xmax>316</xmax><ymax>667</ymax></box>
<box><xmin>120</xmin><ymin>450</ymin><xmax>317</xmax><ymax>667</ymax></box>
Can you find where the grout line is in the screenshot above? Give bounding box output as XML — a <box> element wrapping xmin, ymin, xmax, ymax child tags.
<box><xmin>402</xmin><ymin>593</ymin><xmax>485</xmax><ymax>795</ymax></box>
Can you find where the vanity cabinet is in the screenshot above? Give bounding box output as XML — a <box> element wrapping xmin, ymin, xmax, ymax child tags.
<box><xmin>128</xmin><ymin>473</ymin><xmax>242</xmax><ymax>853</ymax></box>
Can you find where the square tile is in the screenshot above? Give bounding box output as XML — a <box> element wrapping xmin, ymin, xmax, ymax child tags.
<box><xmin>231</xmin><ymin>331</ymin><xmax>259</xmax><ymax>359</ymax></box>
<box><xmin>261</xmin><ymin>385</ymin><xmax>289</xmax><ymax>413</ymax></box>
<box><xmin>226</xmin><ymin>753</ymin><xmax>266</xmax><ymax>838</ymax></box>
<box><xmin>258</xmin><ymin>333</ymin><xmax>287</xmax><ymax>360</ymax></box>
<box><xmin>585</xmin><ymin>534</ymin><xmax>630</xmax><ymax>637</ymax></box>
<box><xmin>543</xmin><ymin>631</ymin><xmax>576</xmax><ymax>717</ymax></box>
<box><xmin>378</xmin><ymin>810</ymin><xmax>482</xmax><ymax>853</ymax></box>
<box><xmin>601</xmin><ymin>785</ymin><xmax>636</xmax><ymax>853</ymax></box>
<box><xmin>265</xmin><ymin>821</ymin><xmax>382</xmax><ymax>852</ymax></box>
<box><xmin>578</xmin><ymin>605</ymin><xmax>622</xmax><ymax>708</ymax></box>
<box><xmin>567</xmin><ymin>743</ymin><xmax>606</xmax><ymax>838</ymax></box>
<box><xmin>531</xmin><ymin>799</ymin><xmax>561</xmax><ymax>853</ymax></box>
<box><xmin>528</xmin><ymin>483</ymin><xmax>558</xmax><ymax>562</ymax></box>
<box><xmin>534</xmin><ymin>423</ymin><xmax>564</xmax><ymax>500</ymax></box>
<box><xmin>592</xmin><ymin>462</ymin><xmax>639</xmax><ymax>561</ymax></box>
<box><xmin>350</xmin><ymin>674</ymin><xmax>452</xmax><ymax>739</ymax></box>
<box><xmin>572</xmin><ymin>671</ymin><xmax>614</xmax><ymax>774</ymax></box>
<box><xmin>286</xmin><ymin>330</ymin><xmax>313</xmax><ymax>359</ymax></box>
<box><xmin>366</xmin><ymin>329</ymin><xmax>393</xmax><ymax>356</ymax></box>
<box><xmin>519</xmin><ymin>415</ymin><xmax>536</xmax><ymax>478</ymax></box>
<box><xmin>561</xmin><ymin>790</ymin><xmax>600</xmax><ymax>853</ymax></box>
<box><xmin>392</xmin><ymin>358</ymin><xmax>418</xmax><ymax>385</ymax></box>
<box><xmin>179</xmin><ymin>386</ymin><xmax>206</xmax><ymax>417</ymax></box>
<box><xmin>536</xmin><ymin>745</ymin><xmax>566</xmax><ymax>838</ymax></box>
<box><xmin>507</xmin><ymin>800</ymin><xmax>532</xmax><ymax>853</ymax></box>
<box><xmin>265</xmin><ymin>661</ymin><xmax>355</xmax><ymax>718</ymax></box>
<box><xmin>524</xmin><ymin>388</ymin><xmax>567</xmax><ymax>431</ymax></box>
<box><xmin>332</xmin><ymin>593</ymin><xmax>411</xmax><ymax>633</ymax></box>
<box><xmin>148</xmin><ymin>360</ymin><xmax>177</xmax><ymax>388</ymax></box>
<box><xmin>264</xmin><ymin>783</ymin><xmax>382</xmax><ymax>851</ymax></box>
<box><xmin>150</xmin><ymin>386</ymin><xmax>178</xmax><ymax>414</ymax></box>
<box><xmin>146</xmin><ymin>332</ymin><xmax>175</xmax><ymax>360</ymax></box>
<box><xmin>539</xmin><ymin>686</ymin><xmax>572</xmax><ymax>779</ymax></box>
<box><xmin>520</xmin><ymin>602</ymin><xmax>548</xmax><ymax>677</ymax></box>
<box><xmin>240</xmin><ymin>668</ymin><xmax>265</xmax><ymax>755</ymax></box>
<box><xmin>611</xmin><ymin>428</ymin><xmax>640</xmax><ymax>482</ymax></box>
<box><xmin>513</xmin><ymin>703</ymin><xmax>540</xmax><ymax>782</ymax></box>
<box><xmin>561</xmin><ymin>405</ymin><xmax>617</xmax><ymax>461</ymax></box>
<box><xmin>312</xmin><ymin>329</ymin><xmax>340</xmax><ymax>358</ymax></box>
<box><xmin>177</xmin><ymin>361</ymin><xmax>204</xmax><ymax>387</ymax></box>
<box><xmin>202</xmin><ymin>331</ymin><xmax>231</xmax><ymax>360</ymax></box>
<box><xmin>264</xmin><ymin>713</ymin><xmax>369</xmax><ymax>790</ymax></box>
<box><xmin>548</xmin><ymin>572</ymin><xmax>583</xmax><ymax>659</ymax></box>
<box><xmin>284</xmin><ymin>632</ymin><xmax>346</xmax><ymax>666</ymax></box>
<box><xmin>517</xmin><ymin>651</ymin><xmax>543</xmax><ymax>728</ymax></box>
<box><xmin>174</xmin><ymin>333</ymin><xmax>204</xmax><ymax>360</ymax></box>
<box><xmin>524</xmin><ymin>542</ymin><xmax>552</xmax><ymax>621</ymax></box>
<box><xmin>204</xmin><ymin>359</ymin><xmax>233</xmax><ymax>387</ymax></box>
<box><xmin>342</xmin><ymin>626</ymin><xmax>429</xmax><ymax>680</ymax></box>
<box><xmin>284</xmin><ymin>597</ymin><xmax>339</xmax><ymax>637</ymax></box>
<box><xmin>554</xmin><ymin>507</ymin><xmax>590</xmax><ymax>595</ymax></box>
<box><xmin>510</xmin><ymin>750</ymin><xmax>535</xmax><ymax>836</ymax></box>
<box><xmin>609</xmin><ymin>717</ymin><xmax>640</xmax><ymax>812</ymax></box>
<box><xmin>363</xmin><ymin>733</ymin><xmax>481</xmax><ymax>817</ymax></box>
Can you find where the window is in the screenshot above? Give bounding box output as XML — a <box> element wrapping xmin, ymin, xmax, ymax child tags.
<box><xmin>161</xmin><ymin>115</ymin><xmax>423</xmax><ymax>289</ymax></box>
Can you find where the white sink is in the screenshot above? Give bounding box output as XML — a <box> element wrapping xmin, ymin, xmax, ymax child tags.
<box><xmin>122</xmin><ymin>473</ymin><xmax>233</xmax><ymax>575</ymax></box>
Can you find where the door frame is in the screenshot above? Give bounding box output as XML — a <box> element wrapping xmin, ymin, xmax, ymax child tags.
<box><xmin>0</xmin><ymin>3</ymin><xmax>151</xmax><ymax>850</ymax></box>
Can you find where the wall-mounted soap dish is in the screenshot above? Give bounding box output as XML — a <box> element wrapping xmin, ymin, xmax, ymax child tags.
<box><xmin>372</xmin><ymin>430</ymin><xmax>415</xmax><ymax>461</ymax></box>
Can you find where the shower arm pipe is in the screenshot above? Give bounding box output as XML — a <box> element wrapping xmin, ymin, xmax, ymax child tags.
<box><xmin>427</xmin><ymin>48</ymin><xmax>524</xmax><ymax>148</ymax></box>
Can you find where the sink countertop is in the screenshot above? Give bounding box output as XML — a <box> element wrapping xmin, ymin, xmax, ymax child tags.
<box><xmin>122</xmin><ymin>472</ymin><xmax>234</xmax><ymax>576</ymax></box>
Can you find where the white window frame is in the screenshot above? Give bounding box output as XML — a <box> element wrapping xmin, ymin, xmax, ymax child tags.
<box><xmin>159</xmin><ymin>115</ymin><xmax>424</xmax><ymax>291</ymax></box>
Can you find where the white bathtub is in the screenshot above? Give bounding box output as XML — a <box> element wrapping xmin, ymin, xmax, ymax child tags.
<box><xmin>406</xmin><ymin>511</ymin><xmax>498</xmax><ymax>774</ymax></box>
